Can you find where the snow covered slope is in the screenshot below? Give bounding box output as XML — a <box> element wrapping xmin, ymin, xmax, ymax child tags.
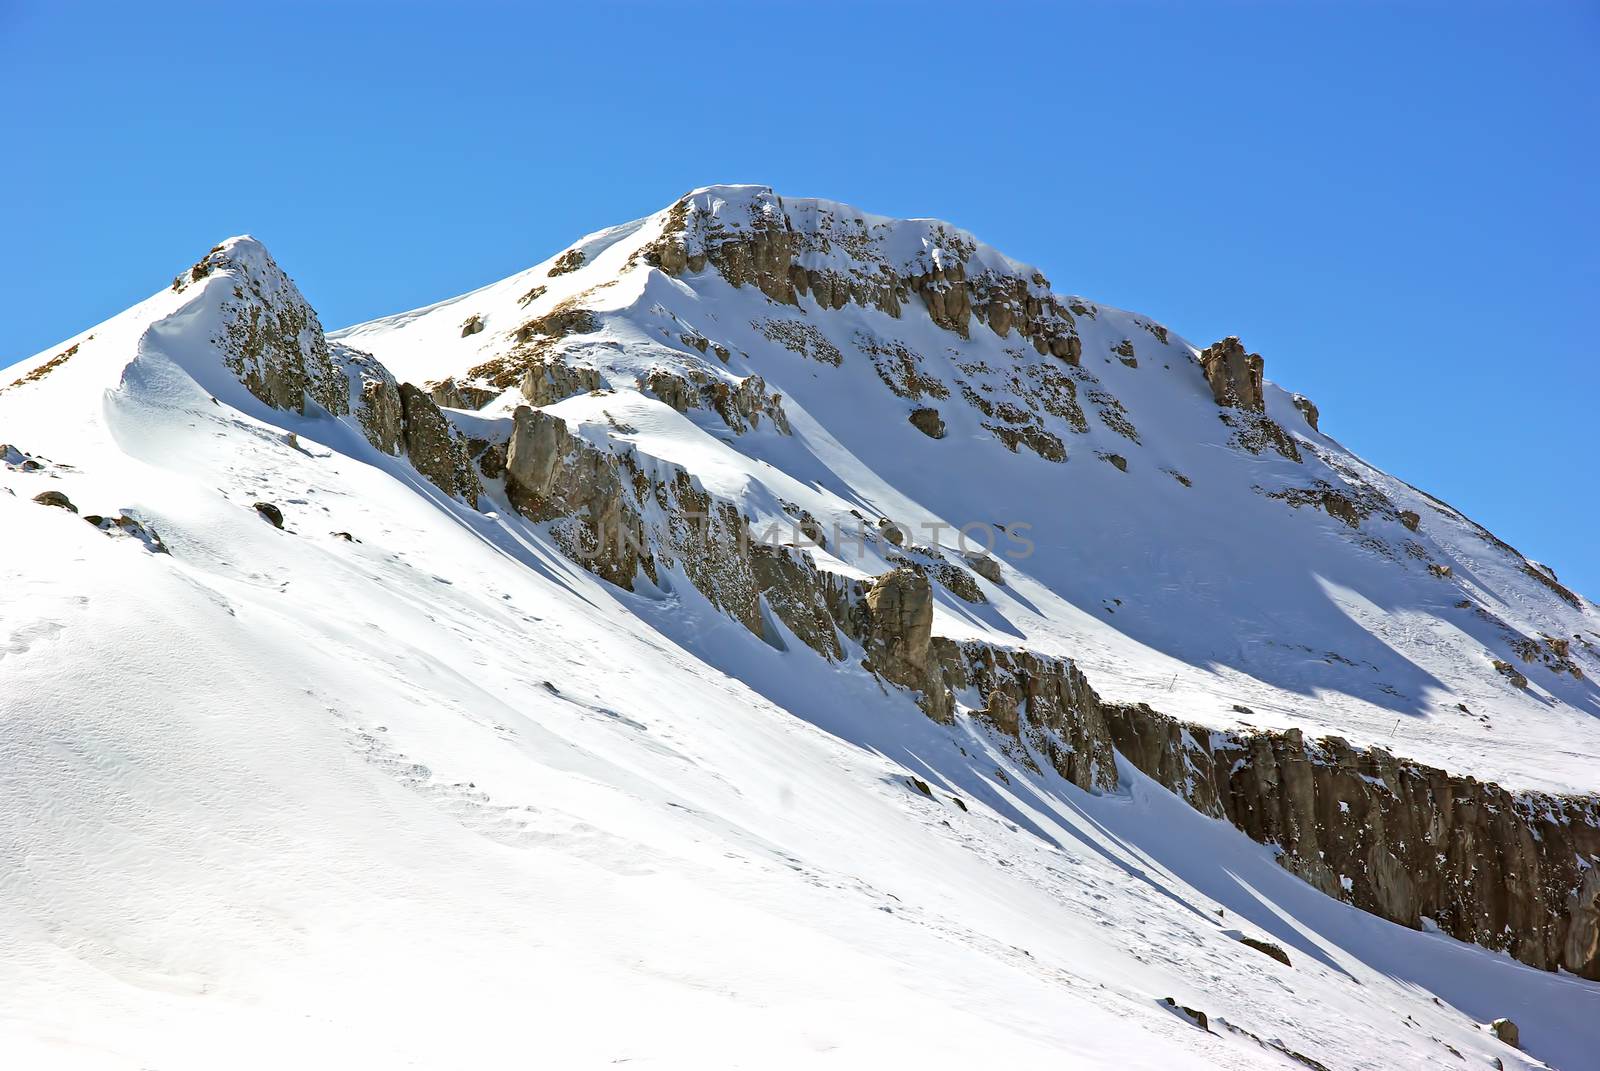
<box><xmin>338</xmin><ymin>185</ymin><xmax>1600</xmax><ymax>794</ymax></box>
<box><xmin>2</xmin><ymin>195</ymin><xmax>1596</xmax><ymax>1070</ymax></box>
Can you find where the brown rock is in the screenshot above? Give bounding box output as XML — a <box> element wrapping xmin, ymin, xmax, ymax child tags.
<box><xmin>908</xmin><ymin>407</ymin><xmax>946</xmax><ymax>439</ymax></box>
<box><xmin>1237</xmin><ymin>936</ymin><xmax>1292</xmax><ymax>966</ymax></box>
<box><xmin>253</xmin><ymin>501</ymin><xmax>284</xmax><ymax>528</ymax></box>
<box><xmin>398</xmin><ymin>383</ymin><xmax>482</xmax><ymax>507</ymax></box>
<box><xmin>523</xmin><ymin>360</ymin><xmax>604</xmax><ymax>407</ymax></box>
<box><xmin>862</xmin><ymin>567</ymin><xmax>934</xmax><ymax>689</ymax></box>
<box><xmin>1199</xmin><ymin>336</ymin><xmax>1266</xmax><ymax>411</ymax></box>
<box><xmin>32</xmin><ymin>490</ymin><xmax>76</xmax><ymax>513</ymax></box>
<box><xmin>965</xmin><ymin>554</ymin><xmax>1003</xmax><ymax>585</ymax></box>
<box><xmin>1292</xmin><ymin>393</ymin><xmax>1320</xmax><ymax>430</ymax></box>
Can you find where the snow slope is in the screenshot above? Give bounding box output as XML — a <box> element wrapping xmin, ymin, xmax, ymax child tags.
<box><xmin>338</xmin><ymin>185</ymin><xmax>1600</xmax><ymax>794</ymax></box>
<box><xmin>1</xmin><ymin>202</ymin><xmax>1595</xmax><ymax>1070</ymax></box>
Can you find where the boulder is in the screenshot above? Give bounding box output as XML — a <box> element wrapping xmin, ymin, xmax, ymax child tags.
<box><xmin>1237</xmin><ymin>936</ymin><xmax>1292</xmax><ymax>966</ymax></box>
<box><xmin>253</xmin><ymin>501</ymin><xmax>284</xmax><ymax>528</ymax></box>
<box><xmin>1489</xmin><ymin>1018</ymin><xmax>1519</xmax><ymax>1049</ymax></box>
<box><xmin>505</xmin><ymin>405</ymin><xmax>571</xmax><ymax>500</ymax></box>
<box><xmin>31</xmin><ymin>490</ymin><xmax>76</xmax><ymax>513</ymax></box>
<box><xmin>965</xmin><ymin>553</ymin><xmax>1003</xmax><ymax>585</ymax></box>
<box><xmin>908</xmin><ymin>407</ymin><xmax>946</xmax><ymax>439</ymax></box>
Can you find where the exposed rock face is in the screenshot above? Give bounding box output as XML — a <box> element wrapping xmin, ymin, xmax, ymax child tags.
<box><xmin>641</xmin><ymin>367</ymin><xmax>791</xmax><ymax>435</ymax></box>
<box><xmin>1103</xmin><ymin>706</ymin><xmax>1600</xmax><ymax>980</ymax></box>
<box><xmin>486</xmin><ymin>405</ymin><xmax>1600</xmax><ymax>981</ymax></box>
<box><xmin>1199</xmin><ymin>337</ymin><xmax>1265</xmax><ymax>411</ymax></box>
<box><xmin>644</xmin><ymin>189</ymin><xmax>1084</xmax><ymax>362</ymax></box>
<box><xmin>934</xmin><ymin>640</ymin><xmax>1117</xmax><ymax>793</ymax></box>
<box><xmin>427</xmin><ymin>377</ymin><xmax>500</xmax><ymax>410</ymax></box>
<box><xmin>965</xmin><ymin>554</ymin><xmax>1003</xmax><ymax>585</ymax></box>
<box><xmin>521</xmin><ymin>359</ymin><xmax>604</xmax><ymax>407</ymax></box>
<box><xmin>1492</xmin><ymin>659</ymin><xmax>1530</xmax><ymax>689</ymax></box>
<box><xmin>988</xmin><ymin>422</ymin><xmax>1066</xmax><ymax>462</ymax></box>
<box><xmin>1564</xmin><ymin>869</ymin><xmax>1600</xmax><ymax>979</ymax></box>
<box><xmin>908</xmin><ymin>407</ymin><xmax>946</xmax><ymax>438</ymax></box>
<box><xmin>547</xmin><ymin>248</ymin><xmax>585</xmax><ymax>276</ymax></box>
<box><xmin>460</xmin><ymin>314</ymin><xmax>485</xmax><ymax>337</ymax></box>
<box><xmin>504</xmin><ymin>405</ymin><xmax>645</xmax><ymax>589</ymax></box>
<box><xmin>861</xmin><ymin>568</ymin><xmax>937</xmax><ymax>706</ymax></box>
<box><xmin>1292</xmin><ymin>393</ymin><xmax>1320</xmax><ymax>430</ymax></box>
<box><xmin>334</xmin><ymin>344</ymin><xmax>403</xmax><ymax>455</ymax></box>
<box><xmin>398</xmin><ymin>383</ymin><xmax>483</xmax><ymax>506</ymax></box>
<box><xmin>185</xmin><ymin>240</ymin><xmax>348</xmax><ymax>416</ymax></box>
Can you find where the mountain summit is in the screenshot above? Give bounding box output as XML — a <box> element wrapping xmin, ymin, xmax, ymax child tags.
<box><xmin>3</xmin><ymin>186</ymin><xmax>1596</xmax><ymax>1069</ymax></box>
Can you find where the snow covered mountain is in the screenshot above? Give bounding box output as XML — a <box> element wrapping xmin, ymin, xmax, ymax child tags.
<box><xmin>3</xmin><ymin>186</ymin><xmax>1597</xmax><ymax>1069</ymax></box>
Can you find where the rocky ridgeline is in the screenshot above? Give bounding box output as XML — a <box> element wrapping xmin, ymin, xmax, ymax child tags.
<box><xmin>641</xmin><ymin>188</ymin><xmax>1087</xmax><ymax>363</ymax></box>
<box><xmin>475</xmin><ymin>407</ymin><xmax>1600</xmax><ymax>983</ymax></box>
<box><xmin>174</xmin><ymin>240</ymin><xmax>349</xmax><ymax>416</ymax></box>
<box><xmin>171</xmin><ymin>248</ymin><xmax>486</xmax><ymax>509</ymax></box>
<box><xmin>186</xmin><ymin>232</ymin><xmax>1600</xmax><ymax>985</ymax></box>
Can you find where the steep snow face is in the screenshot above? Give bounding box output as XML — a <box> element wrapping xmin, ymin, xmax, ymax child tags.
<box><xmin>3</xmin><ymin>196</ymin><xmax>1597</xmax><ymax>1070</ymax></box>
<box><xmin>336</xmin><ymin>184</ymin><xmax>1600</xmax><ymax>795</ymax></box>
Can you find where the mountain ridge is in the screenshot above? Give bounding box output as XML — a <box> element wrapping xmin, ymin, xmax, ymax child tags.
<box><xmin>3</xmin><ymin>186</ymin><xmax>1597</xmax><ymax>1069</ymax></box>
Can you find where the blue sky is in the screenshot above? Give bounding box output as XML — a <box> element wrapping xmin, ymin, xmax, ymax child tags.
<box><xmin>3</xmin><ymin>1</ymin><xmax>1595</xmax><ymax>594</ymax></box>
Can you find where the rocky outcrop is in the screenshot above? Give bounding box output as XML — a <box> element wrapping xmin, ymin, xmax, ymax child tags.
<box><xmin>186</xmin><ymin>240</ymin><xmax>348</xmax><ymax>416</ymax></box>
<box><xmin>334</xmin><ymin>344</ymin><xmax>404</xmax><ymax>455</ymax></box>
<box><xmin>908</xmin><ymin>407</ymin><xmax>946</xmax><ymax>439</ymax></box>
<box><xmin>859</xmin><ymin>568</ymin><xmax>940</xmax><ymax>713</ymax></box>
<box><xmin>1098</xmin><ymin>452</ymin><xmax>1128</xmax><ymax>472</ymax></box>
<box><xmin>1292</xmin><ymin>393</ymin><xmax>1319</xmax><ymax>431</ymax></box>
<box><xmin>965</xmin><ymin>554</ymin><xmax>1003</xmax><ymax>585</ymax></box>
<box><xmin>398</xmin><ymin>384</ymin><xmax>482</xmax><ymax>507</ymax></box>
<box><xmin>481</xmin><ymin>385</ymin><xmax>1600</xmax><ymax>985</ymax></box>
<box><xmin>1103</xmin><ymin>706</ymin><xmax>1600</xmax><ymax>980</ymax></box>
<box><xmin>643</xmin><ymin>190</ymin><xmax>1083</xmax><ymax>362</ymax></box>
<box><xmin>1199</xmin><ymin>337</ymin><xmax>1265</xmax><ymax>412</ymax></box>
<box><xmin>504</xmin><ymin>405</ymin><xmax>646</xmax><ymax>589</ymax></box>
<box><xmin>934</xmin><ymin>640</ymin><xmax>1117</xmax><ymax>793</ymax></box>
<box><xmin>987</xmin><ymin>422</ymin><xmax>1066</xmax><ymax>462</ymax></box>
<box><xmin>427</xmin><ymin>377</ymin><xmax>501</xmax><ymax>410</ymax></box>
<box><xmin>521</xmin><ymin>359</ymin><xmax>604</xmax><ymax>407</ymax></box>
<box><xmin>641</xmin><ymin>367</ymin><xmax>791</xmax><ymax>435</ymax></box>
<box><xmin>253</xmin><ymin>501</ymin><xmax>284</xmax><ymax>528</ymax></box>
<box><xmin>32</xmin><ymin>489</ymin><xmax>76</xmax><ymax>512</ymax></box>
<box><xmin>547</xmin><ymin>248</ymin><xmax>585</xmax><ymax>276</ymax></box>
<box><xmin>1237</xmin><ymin>936</ymin><xmax>1291</xmax><ymax>967</ymax></box>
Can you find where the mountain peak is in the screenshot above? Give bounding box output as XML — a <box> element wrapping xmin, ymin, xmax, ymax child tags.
<box><xmin>4</xmin><ymin>186</ymin><xmax>1597</xmax><ymax>1070</ymax></box>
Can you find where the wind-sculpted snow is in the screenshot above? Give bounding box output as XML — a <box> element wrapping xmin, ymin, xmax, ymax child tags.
<box><xmin>3</xmin><ymin>188</ymin><xmax>1598</xmax><ymax>1069</ymax></box>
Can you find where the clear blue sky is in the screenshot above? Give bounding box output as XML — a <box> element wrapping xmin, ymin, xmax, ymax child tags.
<box><xmin>3</xmin><ymin>2</ymin><xmax>1595</xmax><ymax>594</ymax></box>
